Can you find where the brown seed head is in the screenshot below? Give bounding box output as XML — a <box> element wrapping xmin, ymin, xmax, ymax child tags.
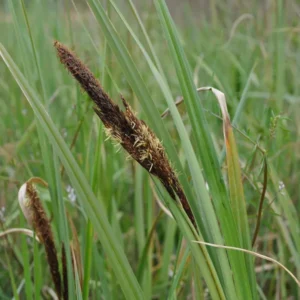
<box><xmin>54</xmin><ymin>41</ymin><xmax>196</xmax><ymax>228</ymax></box>
<box><xmin>19</xmin><ymin>181</ymin><xmax>62</xmax><ymax>298</ymax></box>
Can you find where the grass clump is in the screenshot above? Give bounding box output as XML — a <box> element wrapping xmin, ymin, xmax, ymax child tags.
<box><xmin>0</xmin><ymin>0</ymin><xmax>299</xmax><ymax>299</ymax></box>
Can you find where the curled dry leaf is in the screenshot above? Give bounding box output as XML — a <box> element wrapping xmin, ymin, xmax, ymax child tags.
<box><xmin>196</xmin><ymin>87</ymin><xmax>250</xmax><ymax>249</ymax></box>
<box><xmin>0</xmin><ymin>228</ymin><xmax>40</xmax><ymax>242</ymax></box>
<box><xmin>193</xmin><ymin>239</ymin><xmax>300</xmax><ymax>287</ymax></box>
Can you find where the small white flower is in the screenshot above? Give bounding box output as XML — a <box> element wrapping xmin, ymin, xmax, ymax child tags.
<box><xmin>168</xmin><ymin>269</ymin><xmax>174</xmax><ymax>277</ymax></box>
<box><xmin>66</xmin><ymin>185</ymin><xmax>76</xmax><ymax>203</ymax></box>
<box><xmin>279</xmin><ymin>181</ymin><xmax>285</xmax><ymax>193</ymax></box>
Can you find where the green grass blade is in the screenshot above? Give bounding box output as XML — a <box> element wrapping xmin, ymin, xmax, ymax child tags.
<box><xmin>20</xmin><ymin>222</ymin><xmax>33</xmax><ymax>299</ymax></box>
<box><xmin>125</xmin><ymin>0</ymin><xmax>164</xmax><ymax>75</ymax></box>
<box><xmin>167</xmin><ymin>247</ymin><xmax>190</xmax><ymax>299</ymax></box>
<box><xmin>33</xmin><ymin>239</ymin><xmax>42</xmax><ymax>298</ymax></box>
<box><xmin>166</xmin><ymin>199</ymin><xmax>225</xmax><ymax>300</ymax></box>
<box><xmin>4</xmin><ymin>249</ymin><xmax>19</xmax><ymax>300</ymax></box>
<box><xmin>269</xmin><ymin>164</ymin><xmax>300</xmax><ymax>272</ymax></box>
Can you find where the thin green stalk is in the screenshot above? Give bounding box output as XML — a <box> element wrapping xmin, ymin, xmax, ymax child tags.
<box><xmin>82</xmin><ymin>221</ymin><xmax>93</xmax><ymax>300</ymax></box>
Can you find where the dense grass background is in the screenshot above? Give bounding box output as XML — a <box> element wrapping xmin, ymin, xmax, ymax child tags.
<box><xmin>0</xmin><ymin>0</ymin><xmax>299</xmax><ymax>299</ymax></box>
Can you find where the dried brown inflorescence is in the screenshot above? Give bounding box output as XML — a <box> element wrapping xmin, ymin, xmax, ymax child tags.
<box><xmin>54</xmin><ymin>41</ymin><xmax>195</xmax><ymax>227</ymax></box>
<box><xmin>19</xmin><ymin>181</ymin><xmax>62</xmax><ymax>298</ymax></box>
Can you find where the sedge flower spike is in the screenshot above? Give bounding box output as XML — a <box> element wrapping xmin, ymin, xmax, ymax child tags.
<box><xmin>54</xmin><ymin>41</ymin><xmax>196</xmax><ymax>228</ymax></box>
<box><xmin>18</xmin><ymin>179</ymin><xmax>62</xmax><ymax>299</ymax></box>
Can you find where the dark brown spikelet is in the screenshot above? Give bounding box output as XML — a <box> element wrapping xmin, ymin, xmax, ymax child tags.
<box><xmin>26</xmin><ymin>182</ymin><xmax>62</xmax><ymax>299</ymax></box>
<box><xmin>54</xmin><ymin>41</ymin><xmax>196</xmax><ymax>228</ymax></box>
